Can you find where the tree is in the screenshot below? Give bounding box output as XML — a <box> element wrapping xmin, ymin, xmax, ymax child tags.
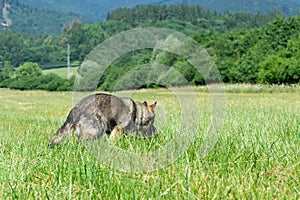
<box><xmin>280</xmin><ymin>58</ymin><xmax>300</xmax><ymax>84</ymax></box>
<box><xmin>0</xmin><ymin>61</ymin><xmax>13</xmax><ymax>82</ymax></box>
<box><xmin>15</xmin><ymin>62</ymin><xmax>42</xmax><ymax>79</ymax></box>
<box><xmin>258</xmin><ymin>55</ymin><xmax>283</xmax><ymax>84</ymax></box>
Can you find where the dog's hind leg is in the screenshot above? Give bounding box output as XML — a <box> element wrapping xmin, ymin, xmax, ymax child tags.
<box><xmin>48</xmin><ymin>122</ymin><xmax>74</xmax><ymax>147</ymax></box>
<box><xmin>75</xmin><ymin>115</ymin><xmax>105</xmax><ymax>141</ymax></box>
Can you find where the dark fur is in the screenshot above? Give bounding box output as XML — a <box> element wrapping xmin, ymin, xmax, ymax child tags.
<box><xmin>49</xmin><ymin>93</ymin><xmax>157</xmax><ymax>147</ymax></box>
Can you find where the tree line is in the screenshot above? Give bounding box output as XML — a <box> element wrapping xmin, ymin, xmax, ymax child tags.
<box><xmin>0</xmin><ymin>4</ymin><xmax>299</xmax><ymax>91</ymax></box>
<box><xmin>107</xmin><ymin>4</ymin><xmax>284</xmax><ymax>31</ymax></box>
<box><xmin>205</xmin><ymin>16</ymin><xmax>300</xmax><ymax>84</ymax></box>
<box><xmin>0</xmin><ymin>62</ymin><xmax>74</xmax><ymax>91</ymax></box>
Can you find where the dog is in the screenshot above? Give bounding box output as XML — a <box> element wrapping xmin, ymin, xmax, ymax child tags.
<box><xmin>48</xmin><ymin>93</ymin><xmax>157</xmax><ymax>147</ymax></box>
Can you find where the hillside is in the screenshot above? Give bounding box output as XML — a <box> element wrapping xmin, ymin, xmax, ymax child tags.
<box><xmin>1</xmin><ymin>4</ymin><xmax>300</xmax><ymax>91</ymax></box>
<box><xmin>107</xmin><ymin>4</ymin><xmax>284</xmax><ymax>32</ymax></box>
<box><xmin>19</xmin><ymin>0</ymin><xmax>300</xmax><ymax>22</ymax></box>
<box><xmin>185</xmin><ymin>0</ymin><xmax>300</xmax><ymax>15</ymax></box>
<box><xmin>2</xmin><ymin>0</ymin><xmax>300</xmax><ymax>35</ymax></box>
<box><xmin>0</xmin><ymin>0</ymin><xmax>91</xmax><ymax>35</ymax></box>
<box><xmin>0</xmin><ymin>4</ymin><xmax>284</xmax><ymax>68</ymax></box>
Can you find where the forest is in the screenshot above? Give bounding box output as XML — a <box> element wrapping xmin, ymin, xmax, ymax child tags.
<box><xmin>0</xmin><ymin>0</ymin><xmax>90</xmax><ymax>35</ymax></box>
<box><xmin>17</xmin><ymin>0</ymin><xmax>300</xmax><ymax>22</ymax></box>
<box><xmin>0</xmin><ymin>4</ymin><xmax>300</xmax><ymax>91</ymax></box>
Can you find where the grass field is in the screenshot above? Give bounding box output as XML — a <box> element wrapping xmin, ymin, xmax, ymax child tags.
<box><xmin>0</xmin><ymin>86</ymin><xmax>299</xmax><ymax>199</ymax></box>
<box><xmin>42</xmin><ymin>67</ymin><xmax>78</xmax><ymax>78</ymax></box>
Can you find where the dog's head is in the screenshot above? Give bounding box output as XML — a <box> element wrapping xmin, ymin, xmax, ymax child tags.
<box><xmin>137</xmin><ymin>101</ymin><xmax>157</xmax><ymax>137</ymax></box>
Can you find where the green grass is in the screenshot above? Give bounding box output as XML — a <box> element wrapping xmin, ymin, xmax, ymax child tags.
<box><xmin>0</xmin><ymin>87</ymin><xmax>299</xmax><ymax>199</ymax></box>
<box><xmin>43</xmin><ymin>67</ymin><xmax>78</xmax><ymax>78</ymax></box>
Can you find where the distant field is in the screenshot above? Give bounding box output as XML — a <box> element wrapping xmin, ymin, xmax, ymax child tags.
<box><xmin>43</xmin><ymin>67</ymin><xmax>78</xmax><ymax>78</ymax></box>
<box><xmin>0</xmin><ymin>87</ymin><xmax>299</xmax><ymax>199</ymax></box>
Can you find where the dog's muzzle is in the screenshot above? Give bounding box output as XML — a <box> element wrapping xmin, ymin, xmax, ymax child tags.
<box><xmin>144</xmin><ymin>125</ymin><xmax>157</xmax><ymax>137</ymax></box>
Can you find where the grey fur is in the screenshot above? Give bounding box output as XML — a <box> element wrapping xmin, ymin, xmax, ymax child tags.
<box><xmin>49</xmin><ymin>93</ymin><xmax>157</xmax><ymax>147</ymax></box>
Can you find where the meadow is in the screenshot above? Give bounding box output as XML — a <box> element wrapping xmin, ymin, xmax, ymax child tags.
<box><xmin>42</xmin><ymin>67</ymin><xmax>79</xmax><ymax>79</ymax></box>
<box><xmin>0</xmin><ymin>86</ymin><xmax>299</xmax><ymax>199</ymax></box>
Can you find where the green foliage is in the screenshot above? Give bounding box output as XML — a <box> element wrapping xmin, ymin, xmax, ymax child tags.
<box><xmin>1</xmin><ymin>4</ymin><xmax>300</xmax><ymax>91</ymax></box>
<box><xmin>18</xmin><ymin>0</ymin><xmax>109</xmax><ymax>21</ymax></box>
<box><xmin>0</xmin><ymin>0</ymin><xmax>91</xmax><ymax>35</ymax></box>
<box><xmin>107</xmin><ymin>4</ymin><xmax>284</xmax><ymax>32</ymax></box>
<box><xmin>2</xmin><ymin>73</ymin><xmax>74</xmax><ymax>91</ymax></box>
<box><xmin>258</xmin><ymin>55</ymin><xmax>283</xmax><ymax>84</ymax></box>
<box><xmin>0</xmin><ymin>61</ymin><xmax>13</xmax><ymax>82</ymax></box>
<box><xmin>280</xmin><ymin>57</ymin><xmax>300</xmax><ymax>83</ymax></box>
<box><xmin>15</xmin><ymin>62</ymin><xmax>42</xmax><ymax>79</ymax></box>
<box><xmin>9</xmin><ymin>76</ymin><xmax>41</xmax><ymax>90</ymax></box>
<box><xmin>200</xmin><ymin>15</ymin><xmax>300</xmax><ymax>84</ymax></box>
<box><xmin>0</xmin><ymin>62</ymin><xmax>74</xmax><ymax>91</ymax></box>
<box><xmin>18</xmin><ymin>0</ymin><xmax>300</xmax><ymax>22</ymax></box>
<box><xmin>0</xmin><ymin>30</ymin><xmax>66</xmax><ymax>67</ymax></box>
<box><xmin>1</xmin><ymin>0</ymin><xmax>299</xmax><ymax>35</ymax></box>
<box><xmin>187</xmin><ymin>0</ymin><xmax>300</xmax><ymax>16</ymax></box>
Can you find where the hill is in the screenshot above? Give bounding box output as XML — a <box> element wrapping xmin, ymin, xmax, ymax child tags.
<box><xmin>107</xmin><ymin>4</ymin><xmax>284</xmax><ymax>32</ymax></box>
<box><xmin>0</xmin><ymin>0</ymin><xmax>91</xmax><ymax>35</ymax></box>
<box><xmin>1</xmin><ymin>4</ymin><xmax>300</xmax><ymax>90</ymax></box>
<box><xmin>0</xmin><ymin>4</ymin><xmax>284</xmax><ymax>68</ymax></box>
<box><xmin>2</xmin><ymin>0</ymin><xmax>300</xmax><ymax>35</ymax></box>
<box><xmin>185</xmin><ymin>0</ymin><xmax>300</xmax><ymax>16</ymax></box>
<box><xmin>19</xmin><ymin>0</ymin><xmax>300</xmax><ymax>22</ymax></box>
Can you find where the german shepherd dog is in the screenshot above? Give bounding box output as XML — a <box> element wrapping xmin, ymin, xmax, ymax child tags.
<box><xmin>49</xmin><ymin>93</ymin><xmax>157</xmax><ymax>147</ymax></box>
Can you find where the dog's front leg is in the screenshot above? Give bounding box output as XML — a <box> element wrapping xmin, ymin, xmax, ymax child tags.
<box><xmin>109</xmin><ymin>125</ymin><xmax>123</xmax><ymax>142</ymax></box>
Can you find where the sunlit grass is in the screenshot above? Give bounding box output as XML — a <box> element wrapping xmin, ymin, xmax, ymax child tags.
<box><xmin>43</xmin><ymin>67</ymin><xmax>78</xmax><ymax>78</ymax></box>
<box><xmin>0</xmin><ymin>87</ymin><xmax>299</xmax><ymax>199</ymax></box>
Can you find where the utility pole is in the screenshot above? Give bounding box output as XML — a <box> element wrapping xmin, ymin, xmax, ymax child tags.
<box><xmin>67</xmin><ymin>44</ymin><xmax>70</xmax><ymax>79</ymax></box>
<box><xmin>0</xmin><ymin>55</ymin><xmax>4</xmax><ymax>71</ymax></box>
<box><xmin>132</xmin><ymin>43</ymin><xmax>135</xmax><ymax>62</ymax></box>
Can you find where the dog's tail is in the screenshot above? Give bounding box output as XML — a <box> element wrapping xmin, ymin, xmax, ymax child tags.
<box><xmin>48</xmin><ymin>114</ymin><xmax>75</xmax><ymax>148</ymax></box>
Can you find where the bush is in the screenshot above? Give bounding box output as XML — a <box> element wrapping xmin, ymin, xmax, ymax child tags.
<box><xmin>15</xmin><ymin>62</ymin><xmax>42</xmax><ymax>79</ymax></box>
<box><xmin>258</xmin><ymin>55</ymin><xmax>283</xmax><ymax>84</ymax></box>
<box><xmin>0</xmin><ymin>78</ymin><xmax>16</xmax><ymax>88</ymax></box>
<box><xmin>0</xmin><ymin>71</ymin><xmax>74</xmax><ymax>91</ymax></box>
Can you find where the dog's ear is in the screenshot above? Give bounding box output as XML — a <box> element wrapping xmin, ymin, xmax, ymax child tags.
<box><xmin>143</xmin><ymin>101</ymin><xmax>148</xmax><ymax>107</ymax></box>
<box><xmin>149</xmin><ymin>101</ymin><xmax>157</xmax><ymax>112</ymax></box>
